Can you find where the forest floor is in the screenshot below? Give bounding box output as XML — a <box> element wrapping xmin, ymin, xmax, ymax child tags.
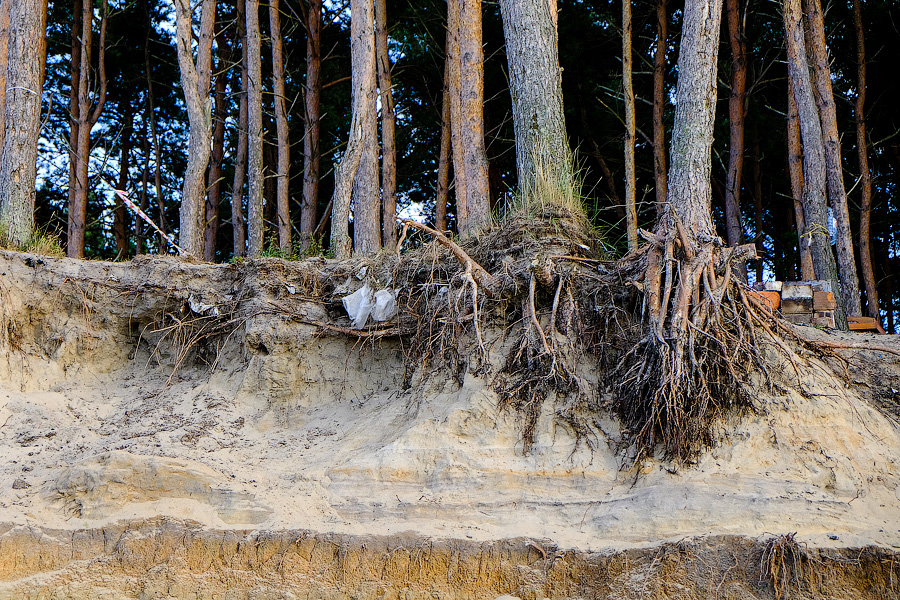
<box><xmin>0</xmin><ymin>244</ymin><xmax>899</xmax><ymax>599</ymax></box>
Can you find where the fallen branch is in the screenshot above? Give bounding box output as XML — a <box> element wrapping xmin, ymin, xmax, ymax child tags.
<box><xmin>398</xmin><ymin>218</ymin><xmax>500</xmax><ymax>296</ymax></box>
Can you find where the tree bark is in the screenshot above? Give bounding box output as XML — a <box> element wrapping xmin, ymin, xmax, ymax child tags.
<box><xmin>498</xmin><ymin>0</ymin><xmax>572</xmax><ymax>201</ymax></box>
<box><xmin>175</xmin><ymin>0</ymin><xmax>216</xmax><ymax>258</ymax></box>
<box><xmin>138</xmin><ymin>115</ymin><xmax>149</xmax><ymax>254</ymax></box>
<box><xmin>0</xmin><ymin>0</ymin><xmax>48</xmax><ymax>247</ymax></box>
<box><xmin>246</xmin><ymin>0</ymin><xmax>264</xmax><ymax>256</ymax></box>
<box><xmin>724</xmin><ymin>0</ymin><xmax>747</xmax><ymax>279</ymax></box>
<box><xmin>435</xmin><ymin>88</ymin><xmax>452</xmax><ymax>233</ymax></box>
<box><xmin>0</xmin><ymin>0</ymin><xmax>11</xmax><ymax>154</ymax></box>
<box><xmin>350</xmin><ymin>0</ymin><xmax>380</xmax><ymax>256</ymax></box>
<box><xmin>803</xmin><ymin>0</ymin><xmax>861</xmax><ymax>317</ymax></box>
<box><xmin>853</xmin><ymin>0</ymin><xmax>878</xmax><ymax>318</ymax></box>
<box><xmin>231</xmin><ymin>0</ymin><xmax>248</xmax><ymax>257</ymax></box>
<box><xmin>623</xmin><ymin>0</ymin><xmax>637</xmax><ymax>251</ymax></box>
<box><xmin>300</xmin><ymin>0</ymin><xmax>321</xmax><ymax>249</ymax></box>
<box><xmin>446</xmin><ymin>0</ymin><xmax>466</xmax><ymax>230</ymax></box>
<box><xmin>664</xmin><ymin>0</ymin><xmax>723</xmax><ymax>239</ymax></box>
<box><xmin>113</xmin><ymin>100</ymin><xmax>134</xmax><ymax>258</ymax></box>
<box><xmin>786</xmin><ymin>72</ymin><xmax>815</xmax><ymax>280</ymax></box>
<box><xmin>784</xmin><ymin>0</ymin><xmax>845</xmax><ymax>327</ymax></box>
<box><xmin>458</xmin><ymin>0</ymin><xmax>491</xmax><ymax>235</ymax></box>
<box><xmin>270</xmin><ymin>0</ymin><xmax>291</xmax><ymax>253</ymax></box>
<box><xmin>375</xmin><ymin>0</ymin><xmax>397</xmax><ymax>247</ymax></box>
<box><xmin>652</xmin><ymin>0</ymin><xmax>667</xmax><ymax>215</ymax></box>
<box><xmin>331</xmin><ymin>0</ymin><xmax>378</xmax><ymax>259</ymax></box>
<box><xmin>145</xmin><ymin>20</ymin><xmax>167</xmax><ymax>250</ymax></box>
<box><xmin>750</xmin><ymin>126</ymin><xmax>764</xmax><ymax>282</ymax></box>
<box><xmin>68</xmin><ymin>0</ymin><xmax>108</xmax><ymax>258</ymax></box>
<box><xmin>204</xmin><ymin>20</ymin><xmax>228</xmax><ymax>262</ymax></box>
<box><xmin>66</xmin><ymin>0</ymin><xmax>82</xmax><ymax>249</ymax></box>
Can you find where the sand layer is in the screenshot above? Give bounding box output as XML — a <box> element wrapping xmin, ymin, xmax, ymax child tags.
<box><xmin>1</xmin><ymin>250</ymin><xmax>899</xmax><ymax>598</ymax></box>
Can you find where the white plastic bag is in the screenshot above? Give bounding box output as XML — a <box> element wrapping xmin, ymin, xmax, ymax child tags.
<box><xmin>371</xmin><ymin>289</ymin><xmax>398</xmax><ymax>322</ymax></box>
<box><xmin>342</xmin><ymin>284</ymin><xmax>374</xmax><ymax>329</ymax></box>
<box><xmin>342</xmin><ymin>285</ymin><xmax>398</xmax><ymax>328</ymax></box>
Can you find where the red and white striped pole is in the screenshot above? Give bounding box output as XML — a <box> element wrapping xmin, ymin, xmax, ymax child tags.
<box><xmin>112</xmin><ymin>189</ymin><xmax>185</xmax><ymax>255</ymax></box>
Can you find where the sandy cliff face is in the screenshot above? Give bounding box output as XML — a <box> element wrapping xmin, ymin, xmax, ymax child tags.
<box><xmin>0</xmin><ymin>250</ymin><xmax>898</xmax><ymax>599</ymax></box>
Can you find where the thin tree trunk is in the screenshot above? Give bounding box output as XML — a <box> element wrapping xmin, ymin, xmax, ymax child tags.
<box><xmin>435</xmin><ymin>90</ymin><xmax>451</xmax><ymax>233</ymax></box>
<box><xmin>803</xmin><ymin>0</ymin><xmax>861</xmax><ymax>317</ymax></box>
<box><xmin>66</xmin><ymin>0</ymin><xmax>82</xmax><ymax>246</ymax></box>
<box><xmin>231</xmin><ymin>0</ymin><xmax>248</xmax><ymax>257</ymax></box>
<box><xmin>114</xmin><ymin>100</ymin><xmax>134</xmax><ymax>258</ymax></box>
<box><xmin>300</xmin><ymin>0</ymin><xmax>321</xmax><ymax>249</ymax></box>
<box><xmin>784</xmin><ymin>0</ymin><xmax>845</xmax><ymax>328</ymax></box>
<box><xmin>498</xmin><ymin>0</ymin><xmax>572</xmax><ymax>200</ymax></box>
<box><xmin>270</xmin><ymin>0</ymin><xmax>291</xmax><ymax>253</ymax></box>
<box><xmin>724</xmin><ymin>0</ymin><xmax>747</xmax><ymax>279</ymax></box>
<box><xmin>750</xmin><ymin>126</ymin><xmax>764</xmax><ymax>282</ymax></box>
<box><xmin>246</xmin><ymin>0</ymin><xmax>264</xmax><ymax>256</ymax></box>
<box><xmin>375</xmin><ymin>0</ymin><xmax>397</xmax><ymax>247</ymax></box>
<box><xmin>446</xmin><ymin>0</ymin><xmax>466</xmax><ymax>230</ymax></box>
<box><xmin>68</xmin><ymin>0</ymin><xmax>108</xmax><ymax>258</ymax></box>
<box><xmin>458</xmin><ymin>0</ymin><xmax>491</xmax><ymax>235</ymax></box>
<box><xmin>0</xmin><ymin>0</ymin><xmax>48</xmax><ymax>247</ymax></box>
<box><xmin>786</xmin><ymin>72</ymin><xmax>815</xmax><ymax>280</ymax></box>
<box><xmin>138</xmin><ymin>115</ymin><xmax>149</xmax><ymax>254</ymax></box>
<box><xmin>853</xmin><ymin>0</ymin><xmax>878</xmax><ymax>318</ymax></box>
<box><xmin>145</xmin><ymin>23</ymin><xmax>166</xmax><ymax>249</ymax></box>
<box><xmin>665</xmin><ymin>0</ymin><xmax>723</xmax><ymax>238</ymax></box>
<box><xmin>0</xmin><ymin>0</ymin><xmax>11</xmax><ymax>154</ymax></box>
<box><xmin>175</xmin><ymin>0</ymin><xmax>216</xmax><ymax>258</ymax></box>
<box><xmin>331</xmin><ymin>0</ymin><xmax>378</xmax><ymax>259</ymax></box>
<box><xmin>204</xmin><ymin>21</ymin><xmax>228</xmax><ymax>262</ymax></box>
<box><xmin>652</xmin><ymin>0</ymin><xmax>667</xmax><ymax>216</ymax></box>
<box><xmin>623</xmin><ymin>0</ymin><xmax>637</xmax><ymax>251</ymax></box>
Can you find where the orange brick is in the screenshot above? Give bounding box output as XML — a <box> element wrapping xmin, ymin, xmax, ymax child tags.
<box><xmin>813</xmin><ymin>291</ymin><xmax>836</xmax><ymax>310</ymax></box>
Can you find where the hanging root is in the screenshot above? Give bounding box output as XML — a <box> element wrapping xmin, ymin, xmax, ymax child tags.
<box><xmin>761</xmin><ymin>533</ymin><xmax>819</xmax><ymax>600</ymax></box>
<box><xmin>612</xmin><ymin>213</ymin><xmax>767</xmax><ymax>464</ymax></box>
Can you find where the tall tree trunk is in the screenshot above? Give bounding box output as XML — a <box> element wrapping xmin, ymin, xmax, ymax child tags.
<box><xmin>68</xmin><ymin>0</ymin><xmax>108</xmax><ymax>258</ymax></box>
<box><xmin>114</xmin><ymin>100</ymin><xmax>134</xmax><ymax>258</ymax></box>
<box><xmin>270</xmin><ymin>0</ymin><xmax>291</xmax><ymax>253</ymax></box>
<box><xmin>623</xmin><ymin>0</ymin><xmax>637</xmax><ymax>251</ymax></box>
<box><xmin>300</xmin><ymin>0</ymin><xmax>321</xmax><ymax>249</ymax></box>
<box><xmin>446</xmin><ymin>0</ymin><xmax>466</xmax><ymax>230</ymax></box>
<box><xmin>350</xmin><ymin>0</ymin><xmax>380</xmax><ymax>256</ymax></box>
<box><xmin>665</xmin><ymin>0</ymin><xmax>723</xmax><ymax>238</ymax></box>
<box><xmin>0</xmin><ymin>0</ymin><xmax>11</xmax><ymax>154</ymax></box>
<box><xmin>435</xmin><ymin>93</ymin><xmax>452</xmax><ymax>234</ymax></box>
<box><xmin>375</xmin><ymin>0</ymin><xmax>397</xmax><ymax>247</ymax></box>
<box><xmin>204</xmin><ymin>21</ymin><xmax>228</xmax><ymax>262</ymax></box>
<box><xmin>0</xmin><ymin>0</ymin><xmax>48</xmax><ymax>247</ymax></box>
<box><xmin>784</xmin><ymin>0</ymin><xmax>845</xmax><ymax>328</ymax></box>
<box><xmin>853</xmin><ymin>0</ymin><xmax>878</xmax><ymax>318</ymax></box>
<box><xmin>175</xmin><ymin>0</ymin><xmax>216</xmax><ymax>258</ymax></box>
<box><xmin>786</xmin><ymin>72</ymin><xmax>815</xmax><ymax>280</ymax></box>
<box><xmin>724</xmin><ymin>0</ymin><xmax>747</xmax><ymax>279</ymax></box>
<box><xmin>231</xmin><ymin>0</ymin><xmax>248</xmax><ymax>257</ymax></box>
<box><xmin>750</xmin><ymin>126</ymin><xmax>764</xmax><ymax>282</ymax></box>
<box><xmin>803</xmin><ymin>0</ymin><xmax>861</xmax><ymax>317</ymax></box>
<box><xmin>145</xmin><ymin>21</ymin><xmax>166</xmax><ymax>250</ymax></box>
<box><xmin>138</xmin><ymin>116</ymin><xmax>149</xmax><ymax>254</ymax></box>
<box><xmin>498</xmin><ymin>0</ymin><xmax>572</xmax><ymax>203</ymax></box>
<box><xmin>652</xmin><ymin>0</ymin><xmax>667</xmax><ymax>215</ymax></box>
<box><xmin>66</xmin><ymin>0</ymin><xmax>82</xmax><ymax>248</ymax></box>
<box><xmin>246</xmin><ymin>0</ymin><xmax>264</xmax><ymax>256</ymax></box>
<box><xmin>458</xmin><ymin>0</ymin><xmax>491</xmax><ymax>235</ymax></box>
<box><xmin>331</xmin><ymin>0</ymin><xmax>377</xmax><ymax>259</ymax></box>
